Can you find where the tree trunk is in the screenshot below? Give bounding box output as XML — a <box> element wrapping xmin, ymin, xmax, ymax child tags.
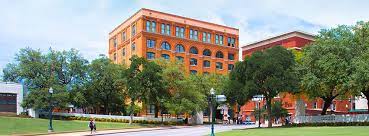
<box><xmin>129</xmin><ymin>99</ymin><xmax>135</xmax><ymax>125</ymax></box>
<box><xmin>321</xmin><ymin>99</ymin><xmax>332</xmax><ymax>115</ymax></box>
<box><xmin>154</xmin><ymin>103</ymin><xmax>159</xmax><ymax>118</ymax></box>
<box><xmin>266</xmin><ymin>97</ymin><xmax>272</xmax><ymax>128</ymax></box>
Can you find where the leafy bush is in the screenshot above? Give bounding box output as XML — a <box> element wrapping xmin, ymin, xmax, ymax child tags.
<box><xmin>289</xmin><ymin>122</ymin><xmax>369</xmax><ymax>127</ymax></box>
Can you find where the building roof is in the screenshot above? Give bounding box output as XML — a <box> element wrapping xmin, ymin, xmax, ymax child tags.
<box><xmin>241</xmin><ymin>30</ymin><xmax>315</xmax><ymax>51</ymax></box>
<box><xmin>109</xmin><ymin>8</ymin><xmax>239</xmax><ymax>37</ymax></box>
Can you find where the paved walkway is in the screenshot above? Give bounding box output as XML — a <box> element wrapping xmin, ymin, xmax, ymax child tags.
<box><xmin>45</xmin><ymin>124</ymin><xmax>257</xmax><ymax>136</ymax></box>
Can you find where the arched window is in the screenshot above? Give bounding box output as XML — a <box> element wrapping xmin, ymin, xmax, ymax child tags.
<box><xmin>216</xmin><ymin>51</ymin><xmax>224</xmax><ymax>58</ymax></box>
<box><xmin>189</xmin><ymin>47</ymin><xmax>198</xmax><ymax>54</ymax></box>
<box><xmin>161</xmin><ymin>54</ymin><xmax>170</xmax><ymax>60</ymax></box>
<box><xmin>190</xmin><ymin>58</ymin><xmax>197</xmax><ymax>66</ymax></box>
<box><xmin>203</xmin><ymin>60</ymin><xmax>210</xmax><ymax>68</ymax></box>
<box><xmin>146</xmin><ymin>52</ymin><xmax>155</xmax><ymax>60</ymax></box>
<box><xmin>203</xmin><ymin>49</ymin><xmax>211</xmax><ymax>56</ymax></box>
<box><xmin>161</xmin><ymin>42</ymin><xmax>171</xmax><ymax>50</ymax></box>
<box><xmin>176</xmin><ymin>44</ymin><xmax>185</xmax><ymax>53</ymax></box>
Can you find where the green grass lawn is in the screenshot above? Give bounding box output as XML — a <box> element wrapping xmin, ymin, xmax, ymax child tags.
<box><xmin>0</xmin><ymin>116</ymin><xmax>144</xmax><ymax>135</ymax></box>
<box><xmin>217</xmin><ymin>126</ymin><xmax>369</xmax><ymax>136</ymax></box>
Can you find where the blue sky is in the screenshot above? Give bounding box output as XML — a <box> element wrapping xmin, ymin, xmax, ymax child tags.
<box><xmin>1</xmin><ymin>0</ymin><xmax>369</xmax><ymax>77</ymax></box>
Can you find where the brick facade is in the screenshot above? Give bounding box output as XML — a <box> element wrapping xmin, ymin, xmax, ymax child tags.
<box><xmin>109</xmin><ymin>8</ymin><xmax>239</xmax><ymax>75</ymax></box>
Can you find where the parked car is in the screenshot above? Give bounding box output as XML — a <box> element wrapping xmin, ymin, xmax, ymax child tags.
<box><xmin>242</xmin><ymin>120</ymin><xmax>255</xmax><ymax>125</ymax></box>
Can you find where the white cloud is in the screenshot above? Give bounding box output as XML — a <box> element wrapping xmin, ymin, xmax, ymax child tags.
<box><xmin>1</xmin><ymin>0</ymin><xmax>369</xmax><ymax>77</ymax></box>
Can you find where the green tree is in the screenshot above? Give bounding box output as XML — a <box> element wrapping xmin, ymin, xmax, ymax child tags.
<box><xmin>234</xmin><ymin>46</ymin><xmax>298</xmax><ymax>128</ymax></box>
<box><xmin>271</xmin><ymin>101</ymin><xmax>288</xmax><ymax>121</ymax></box>
<box><xmin>225</xmin><ymin>61</ymin><xmax>253</xmax><ymax>118</ymax></box>
<box><xmin>300</xmin><ymin>26</ymin><xmax>355</xmax><ymax>115</ymax></box>
<box><xmin>125</xmin><ymin>56</ymin><xmax>167</xmax><ymax>123</ymax></box>
<box><xmin>155</xmin><ymin>59</ymin><xmax>206</xmax><ymax>118</ymax></box>
<box><xmin>351</xmin><ymin>21</ymin><xmax>369</xmax><ymax>113</ymax></box>
<box><xmin>140</xmin><ymin>60</ymin><xmax>168</xmax><ymax>118</ymax></box>
<box><xmin>86</xmin><ymin>56</ymin><xmax>126</xmax><ymax>115</ymax></box>
<box><xmin>3</xmin><ymin>48</ymin><xmax>88</xmax><ymax>110</ymax></box>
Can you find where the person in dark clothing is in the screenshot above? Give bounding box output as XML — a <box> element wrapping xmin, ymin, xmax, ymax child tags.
<box><xmin>89</xmin><ymin>119</ymin><xmax>94</xmax><ymax>134</ymax></box>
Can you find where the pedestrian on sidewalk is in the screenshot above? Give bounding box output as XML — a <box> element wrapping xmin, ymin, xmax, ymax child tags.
<box><xmin>89</xmin><ymin>118</ymin><xmax>95</xmax><ymax>134</ymax></box>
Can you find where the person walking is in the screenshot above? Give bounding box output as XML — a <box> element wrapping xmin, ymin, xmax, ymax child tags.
<box><xmin>89</xmin><ymin>118</ymin><xmax>95</xmax><ymax>134</ymax></box>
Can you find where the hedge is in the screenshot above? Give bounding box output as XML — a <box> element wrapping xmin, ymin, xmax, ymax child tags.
<box><xmin>288</xmin><ymin>122</ymin><xmax>369</xmax><ymax>127</ymax></box>
<box><xmin>39</xmin><ymin>115</ymin><xmax>184</xmax><ymax>125</ymax></box>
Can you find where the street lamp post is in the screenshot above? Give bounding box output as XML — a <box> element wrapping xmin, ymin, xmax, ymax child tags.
<box><xmin>258</xmin><ymin>100</ymin><xmax>261</xmax><ymax>128</ymax></box>
<box><xmin>252</xmin><ymin>95</ymin><xmax>263</xmax><ymax>128</ymax></box>
<box><xmin>210</xmin><ymin>88</ymin><xmax>215</xmax><ymax>136</ymax></box>
<box><xmin>48</xmin><ymin>87</ymin><xmax>54</xmax><ymax>133</ymax></box>
<box><xmin>209</xmin><ymin>88</ymin><xmax>227</xmax><ymax>136</ymax></box>
<box><xmin>160</xmin><ymin>99</ymin><xmax>164</xmax><ymax>125</ymax></box>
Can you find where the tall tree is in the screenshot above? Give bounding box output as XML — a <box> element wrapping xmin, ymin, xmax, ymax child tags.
<box><xmin>140</xmin><ymin>60</ymin><xmax>168</xmax><ymax>117</ymax></box>
<box><xmin>351</xmin><ymin>21</ymin><xmax>369</xmax><ymax>113</ymax></box>
<box><xmin>235</xmin><ymin>46</ymin><xmax>298</xmax><ymax>128</ymax></box>
<box><xmin>224</xmin><ymin>61</ymin><xmax>253</xmax><ymax>118</ymax></box>
<box><xmin>86</xmin><ymin>56</ymin><xmax>126</xmax><ymax>114</ymax></box>
<box><xmin>124</xmin><ymin>55</ymin><xmax>167</xmax><ymax>121</ymax></box>
<box><xmin>3</xmin><ymin>48</ymin><xmax>89</xmax><ymax>110</ymax></box>
<box><xmin>300</xmin><ymin>26</ymin><xmax>355</xmax><ymax>115</ymax></box>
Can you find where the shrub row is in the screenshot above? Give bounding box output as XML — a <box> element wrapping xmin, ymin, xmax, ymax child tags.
<box><xmin>57</xmin><ymin>116</ymin><xmax>184</xmax><ymax>125</ymax></box>
<box><xmin>288</xmin><ymin>122</ymin><xmax>369</xmax><ymax>127</ymax></box>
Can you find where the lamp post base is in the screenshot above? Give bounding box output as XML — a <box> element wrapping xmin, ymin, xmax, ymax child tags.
<box><xmin>48</xmin><ymin>129</ymin><xmax>54</xmax><ymax>133</ymax></box>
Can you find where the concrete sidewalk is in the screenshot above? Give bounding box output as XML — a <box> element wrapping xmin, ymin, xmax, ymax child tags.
<box><xmin>45</xmin><ymin>126</ymin><xmax>195</xmax><ymax>136</ymax></box>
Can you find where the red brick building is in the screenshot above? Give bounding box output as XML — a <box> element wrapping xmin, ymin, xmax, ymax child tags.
<box><xmin>240</xmin><ymin>31</ymin><xmax>352</xmax><ymax>122</ymax></box>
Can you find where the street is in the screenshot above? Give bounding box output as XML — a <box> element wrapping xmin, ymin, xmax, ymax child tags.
<box><xmin>101</xmin><ymin>124</ymin><xmax>256</xmax><ymax>136</ymax></box>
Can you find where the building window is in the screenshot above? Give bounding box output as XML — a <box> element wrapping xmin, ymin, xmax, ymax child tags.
<box><xmin>132</xmin><ymin>24</ymin><xmax>136</xmax><ymax>36</ymax></box>
<box><xmin>190</xmin><ymin>47</ymin><xmax>198</xmax><ymax>54</ymax></box>
<box><xmin>113</xmin><ymin>38</ymin><xmax>117</xmax><ymax>48</ymax></box>
<box><xmin>113</xmin><ymin>53</ymin><xmax>117</xmax><ymax>61</ymax></box>
<box><xmin>228</xmin><ymin>53</ymin><xmax>235</xmax><ymax>60</ymax></box>
<box><xmin>203</xmin><ymin>49</ymin><xmax>211</xmax><ymax>57</ymax></box>
<box><xmin>190</xmin><ymin>58</ymin><xmax>197</xmax><ymax>66</ymax></box>
<box><xmin>122</xmin><ymin>31</ymin><xmax>126</xmax><ymax>41</ymax></box>
<box><xmin>122</xmin><ymin>48</ymin><xmax>126</xmax><ymax>56</ymax></box>
<box><xmin>215</xmin><ymin>34</ymin><xmax>219</xmax><ymax>44</ymax></box>
<box><xmin>313</xmin><ymin>102</ymin><xmax>318</xmax><ymax>109</ymax></box>
<box><xmin>161</xmin><ymin>42</ymin><xmax>171</xmax><ymax>50</ymax></box>
<box><xmin>131</xmin><ymin>43</ymin><xmax>136</xmax><ymax>51</ymax></box>
<box><xmin>203</xmin><ymin>60</ymin><xmax>210</xmax><ymax>68</ymax></box>
<box><xmin>228</xmin><ymin>37</ymin><xmax>236</xmax><ymax>47</ymax></box>
<box><xmin>147</xmin><ymin>39</ymin><xmax>155</xmax><ymax>48</ymax></box>
<box><xmin>216</xmin><ymin>62</ymin><xmax>223</xmax><ymax>70</ymax></box>
<box><xmin>190</xmin><ymin>29</ymin><xmax>198</xmax><ymax>40</ymax></box>
<box><xmin>147</xmin><ymin>104</ymin><xmax>155</xmax><ymax>114</ymax></box>
<box><xmin>216</xmin><ymin>51</ymin><xmax>224</xmax><ymax>58</ymax></box>
<box><xmin>207</xmin><ymin>33</ymin><xmax>211</xmax><ymax>43</ymax></box>
<box><xmin>219</xmin><ymin>35</ymin><xmax>224</xmax><ymax>45</ymax></box>
<box><xmin>190</xmin><ymin>70</ymin><xmax>197</xmax><ymax>75</ymax></box>
<box><xmin>176</xmin><ymin>56</ymin><xmax>184</xmax><ymax>62</ymax></box>
<box><xmin>161</xmin><ymin>23</ymin><xmax>171</xmax><ymax>35</ymax></box>
<box><xmin>161</xmin><ymin>54</ymin><xmax>170</xmax><ymax>60</ymax></box>
<box><xmin>228</xmin><ymin>64</ymin><xmax>234</xmax><ymax>71</ymax></box>
<box><xmin>146</xmin><ymin>20</ymin><xmax>156</xmax><ymax>33</ymax></box>
<box><xmin>202</xmin><ymin>32</ymin><xmax>211</xmax><ymax>43</ymax></box>
<box><xmin>176</xmin><ymin>26</ymin><xmax>185</xmax><ymax>38</ymax></box>
<box><xmin>147</xmin><ymin>52</ymin><xmax>155</xmax><ymax>60</ymax></box>
<box><xmin>176</xmin><ymin>44</ymin><xmax>185</xmax><ymax>53</ymax></box>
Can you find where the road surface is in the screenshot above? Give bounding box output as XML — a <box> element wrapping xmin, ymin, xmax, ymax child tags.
<box><xmin>102</xmin><ymin>124</ymin><xmax>256</xmax><ymax>136</ymax></box>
